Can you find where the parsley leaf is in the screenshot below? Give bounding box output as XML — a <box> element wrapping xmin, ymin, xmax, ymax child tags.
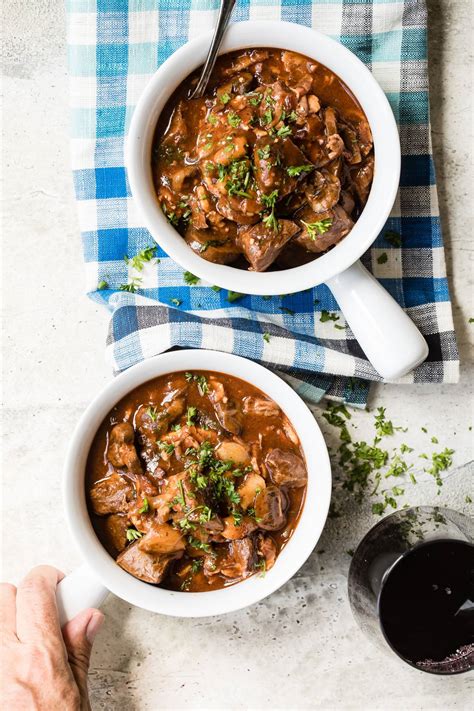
<box><xmin>227</xmin><ymin>111</ymin><xmax>241</xmax><ymax>128</ymax></box>
<box><xmin>97</xmin><ymin>280</ymin><xmax>108</xmax><ymax>290</ymax></box>
<box><xmin>385</xmin><ymin>230</ymin><xmax>402</xmax><ymax>247</ymax></box>
<box><xmin>320</xmin><ymin>311</ymin><xmax>339</xmax><ymax>323</ymax></box>
<box><xmin>377</xmin><ymin>253</ymin><xmax>388</xmax><ymax>264</ymax></box>
<box><xmin>184</xmin><ymin>271</ymin><xmax>200</xmax><ymax>285</ymax></box>
<box><xmin>138</xmin><ymin>498</ymin><xmax>149</xmax><ymax>514</ymax></box>
<box><xmin>301</xmin><ymin>219</ymin><xmax>332</xmax><ymax>239</ymax></box>
<box><xmin>227</xmin><ymin>291</ymin><xmax>244</xmax><ymax>303</ymax></box>
<box><xmin>287</xmin><ymin>164</ymin><xmax>313</xmax><ymax>177</ymax></box>
<box><xmin>263</xmin><ymin>332</ymin><xmax>271</xmax><ymax>343</ymax></box>
<box><xmin>126</xmin><ymin>528</ymin><xmax>143</xmax><ymax>542</ymax></box>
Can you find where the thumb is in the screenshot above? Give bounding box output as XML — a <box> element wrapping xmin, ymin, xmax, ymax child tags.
<box><xmin>62</xmin><ymin>608</ymin><xmax>104</xmax><ymax>702</ymax></box>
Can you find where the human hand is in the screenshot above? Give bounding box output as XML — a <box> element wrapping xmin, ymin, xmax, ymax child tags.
<box><xmin>1</xmin><ymin>565</ymin><xmax>104</xmax><ymax>710</ymax></box>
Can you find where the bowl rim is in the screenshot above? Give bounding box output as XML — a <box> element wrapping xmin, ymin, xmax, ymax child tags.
<box><xmin>63</xmin><ymin>350</ymin><xmax>332</xmax><ymax>617</ymax></box>
<box><xmin>126</xmin><ymin>20</ymin><xmax>401</xmax><ymax>295</ymax></box>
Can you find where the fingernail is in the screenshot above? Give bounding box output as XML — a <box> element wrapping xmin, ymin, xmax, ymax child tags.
<box><xmin>86</xmin><ymin>611</ymin><xmax>104</xmax><ymax>644</ymax></box>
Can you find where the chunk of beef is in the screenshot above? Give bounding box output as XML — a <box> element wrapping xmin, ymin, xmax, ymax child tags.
<box><xmin>138</xmin><ymin>523</ymin><xmax>186</xmax><ymax>555</ymax></box>
<box><xmin>89</xmin><ymin>473</ymin><xmax>134</xmax><ymax>516</ymax></box>
<box><xmin>242</xmin><ymin>396</ymin><xmax>281</xmax><ymax>417</ymax></box>
<box><xmin>238</xmin><ymin>219</ymin><xmax>300</xmax><ymax>272</ymax></box>
<box><xmin>103</xmin><ymin>514</ymin><xmax>129</xmax><ymax>554</ymax></box>
<box><xmin>207</xmin><ymin>379</ymin><xmax>243</xmax><ymax>435</ymax></box>
<box><xmin>256</xmin><ymin>533</ymin><xmax>277</xmax><ymax>571</ymax></box>
<box><xmin>220</xmin><ymin>538</ymin><xmax>256</xmax><ymax>578</ymax></box>
<box><xmin>135</xmin><ymin>384</ymin><xmax>187</xmax><ymax>471</ymax></box>
<box><xmin>350</xmin><ymin>153</ymin><xmax>374</xmax><ymax>206</ymax></box>
<box><xmin>265</xmin><ymin>449</ymin><xmax>307</xmax><ymax>488</ymax></box>
<box><xmin>357</xmin><ymin>118</ymin><xmax>373</xmax><ymax>157</ymax></box>
<box><xmin>254</xmin><ymin>485</ymin><xmax>287</xmax><ymax>531</ymax></box>
<box><xmin>257</xmin><ymin>81</ymin><xmax>297</xmax><ymax>129</ymax></box>
<box><xmin>253</xmin><ymin>137</ymin><xmax>312</xmax><ymax>197</ymax></box>
<box><xmin>162</xmin><ymin>102</ymin><xmax>187</xmax><ymax>146</ymax></box>
<box><xmin>107</xmin><ymin>422</ymin><xmax>141</xmax><ymax>474</ymax></box>
<box><xmin>198</xmin><ymin>126</ymin><xmax>248</xmax><ymax>166</ymax></box>
<box><xmin>295</xmin><ymin>204</ymin><xmax>354</xmax><ymax>254</ymax></box>
<box><xmin>339</xmin><ymin>189</ymin><xmax>356</xmax><ymax>216</ymax></box>
<box><xmin>215</xmin><ymin>71</ymin><xmax>254</xmax><ymax>99</ymax></box>
<box><xmin>215</xmin><ymin>195</ymin><xmax>262</xmax><ymax>226</ymax></box>
<box><xmin>117</xmin><ymin>542</ymin><xmax>180</xmax><ymax>584</ymax></box>
<box><xmin>304</xmin><ymin>169</ymin><xmax>341</xmax><ymax>214</ymax></box>
<box><xmin>339</xmin><ymin>123</ymin><xmax>362</xmax><ymax>165</ymax></box>
<box><xmin>223</xmin><ymin>50</ymin><xmax>269</xmax><ymax>77</ymax></box>
<box><xmin>237</xmin><ymin>473</ymin><xmax>266</xmax><ymax>510</ymax></box>
<box><xmin>185</xmin><ymin>222</ymin><xmax>241</xmax><ymax>265</ymax></box>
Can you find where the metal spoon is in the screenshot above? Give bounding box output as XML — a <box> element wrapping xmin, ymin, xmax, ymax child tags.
<box><xmin>188</xmin><ymin>0</ymin><xmax>236</xmax><ymax>100</ymax></box>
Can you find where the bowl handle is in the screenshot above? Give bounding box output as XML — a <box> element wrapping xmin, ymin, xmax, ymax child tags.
<box><xmin>325</xmin><ymin>260</ymin><xmax>429</xmax><ymax>379</ymax></box>
<box><xmin>56</xmin><ymin>564</ymin><xmax>109</xmax><ymax>626</ymax></box>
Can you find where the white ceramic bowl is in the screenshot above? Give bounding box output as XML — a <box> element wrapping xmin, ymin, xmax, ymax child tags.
<box><xmin>126</xmin><ymin>21</ymin><xmax>428</xmax><ymax>380</ymax></box>
<box><xmin>127</xmin><ymin>20</ymin><xmax>398</xmax><ymax>294</ymax></box>
<box><xmin>57</xmin><ymin>350</ymin><xmax>331</xmax><ymax>619</ymax></box>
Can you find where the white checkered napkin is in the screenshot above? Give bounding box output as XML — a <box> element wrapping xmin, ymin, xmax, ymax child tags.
<box><xmin>68</xmin><ymin>0</ymin><xmax>459</xmax><ymax>407</ymax></box>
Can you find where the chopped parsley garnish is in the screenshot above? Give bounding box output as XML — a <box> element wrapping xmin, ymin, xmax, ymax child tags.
<box><xmin>97</xmin><ymin>280</ymin><xmax>108</xmax><ymax>290</ymax></box>
<box><xmin>263</xmin><ymin>332</ymin><xmax>271</xmax><ymax>343</ymax></box>
<box><xmin>191</xmin><ymin>558</ymin><xmax>203</xmax><ymax>573</ymax></box>
<box><xmin>287</xmin><ymin>164</ymin><xmax>314</xmax><ymax>177</ymax></box>
<box><xmin>301</xmin><ymin>219</ymin><xmax>332</xmax><ymax>239</ymax></box>
<box><xmin>119</xmin><ymin>277</ymin><xmax>142</xmax><ymax>293</ymax></box>
<box><xmin>138</xmin><ymin>498</ymin><xmax>149</xmax><ymax>514</ymax></box>
<box><xmin>170</xmin><ymin>298</ymin><xmax>182</xmax><ymax>307</ymax></box>
<box><xmin>199</xmin><ymin>240</ymin><xmax>223</xmax><ymax>253</ymax></box>
<box><xmin>158</xmin><ymin>441</ymin><xmax>175</xmax><ymax>455</ymax></box>
<box><xmin>321</xmin><ymin>402</ymin><xmax>455</xmax><ymax>514</ymax></box>
<box><xmin>223</xmin><ymin>159</ymin><xmax>253</xmax><ymax>198</ymax></box>
<box><xmin>220</xmin><ymin>92</ymin><xmax>231</xmax><ymax>105</ymax></box>
<box><xmin>187</xmin><ymin>536</ymin><xmax>211</xmax><ymax>552</ymax></box>
<box><xmin>385</xmin><ymin>230</ymin><xmax>402</xmax><ymax>247</ymax></box>
<box><xmin>257</xmin><ymin>145</ymin><xmax>271</xmax><ymax>160</ymax></box>
<box><xmin>466</xmin><ymin>495</ymin><xmax>472</xmax><ymax>504</ymax></box>
<box><xmin>183</xmin><ymin>271</ymin><xmax>200</xmax><ymax>285</ymax></box>
<box><xmin>248</xmin><ymin>93</ymin><xmax>263</xmax><ymax>106</ymax></box>
<box><xmin>124</xmin><ymin>245</ymin><xmax>158</xmax><ymax>271</ymax></box>
<box><xmin>227</xmin><ymin>111</ymin><xmax>241</xmax><ymax>128</ymax></box>
<box><xmin>255</xmin><ymin>559</ymin><xmax>266</xmax><ymax>577</ymax></box>
<box><xmin>227</xmin><ymin>291</ymin><xmax>244</xmax><ymax>303</ymax></box>
<box><xmin>423</xmin><ymin>448</ymin><xmax>454</xmax><ymax>488</ymax></box>
<box><xmin>211</xmin><ymin>285</ymin><xmax>221</xmax><ymax>292</ymax></box>
<box><xmin>232</xmin><ymin>510</ymin><xmax>243</xmax><ymax>526</ymax></box>
<box><xmin>126</xmin><ymin>528</ymin><xmax>143</xmax><ymax>542</ymax></box>
<box><xmin>377</xmin><ymin>252</ymin><xmax>388</xmax><ymax>264</ymax></box>
<box><xmin>261</xmin><ymin>108</ymin><xmax>273</xmax><ymax>126</ymax></box>
<box><xmin>261</xmin><ymin>190</ymin><xmax>279</xmax><ymax>232</ymax></box>
<box><xmin>374</xmin><ymin>407</ymin><xmax>406</xmax><ymax>437</ymax></box>
<box><xmin>185</xmin><ymin>372</ymin><xmax>209</xmax><ymax>396</ymax></box>
<box><xmin>147</xmin><ymin>406</ymin><xmax>158</xmax><ymax>421</ymax></box>
<box><xmin>276</xmin><ymin>124</ymin><xmax>292</xmax><ymax>138</ymax></box>
<box><xmin>320</xmin><ymin>310</ymin><xmax>339</xmax><ymax>323</ymax></box>
<box><xmin>186</xmin><ymin>406</ymin><xmax>197</xmax><ymax>427</ymax></box>
<box><xmin>280</xmin><ymin>307</ymin><xmax>295</xmax><ymax>316</ymax></box>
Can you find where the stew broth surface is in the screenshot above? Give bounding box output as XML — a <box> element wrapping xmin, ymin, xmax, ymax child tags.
<box><xmin>152</xmin><ymin>48</ymin><xmax>374</xmax><ymax>272</ymax></box>
<box><xmin>87</xmin><ymin>370</ymin><xmax>307</xmax><ymax>592</ymax></box>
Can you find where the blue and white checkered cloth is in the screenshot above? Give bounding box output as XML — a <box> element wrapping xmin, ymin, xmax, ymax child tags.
<box><xmin>67</xmin><ymin>0</ymin><xmax>459</xmax><ymax>407</ymax></box>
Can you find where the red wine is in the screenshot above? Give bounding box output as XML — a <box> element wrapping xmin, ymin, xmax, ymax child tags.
<box><xmin>379</xmin><ymin>539</ymin><xmax>474</xmax><ymax>671</ymax></box>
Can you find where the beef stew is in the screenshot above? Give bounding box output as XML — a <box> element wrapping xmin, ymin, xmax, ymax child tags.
<box><xmin>152</xmin><ymin>48</ymin><xmax>374</xmax><ymax>272</ymax></box>
<box><xmin>86</xmin><ymin>371</ymin><xmax>307</xmax><ymax>592</ymax></box>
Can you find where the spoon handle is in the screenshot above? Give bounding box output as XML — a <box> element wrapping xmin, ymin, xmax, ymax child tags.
<box><xmin>189</xmin><ymin>0</ymin><xmax>236</xmax><ymax>99</ymax></box>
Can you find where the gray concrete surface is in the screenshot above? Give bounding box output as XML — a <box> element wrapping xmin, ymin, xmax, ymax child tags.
<box><xmin>1</xmin><ymin>1</ymin><xmax>473</xmax><ymax>709</ymax></box>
